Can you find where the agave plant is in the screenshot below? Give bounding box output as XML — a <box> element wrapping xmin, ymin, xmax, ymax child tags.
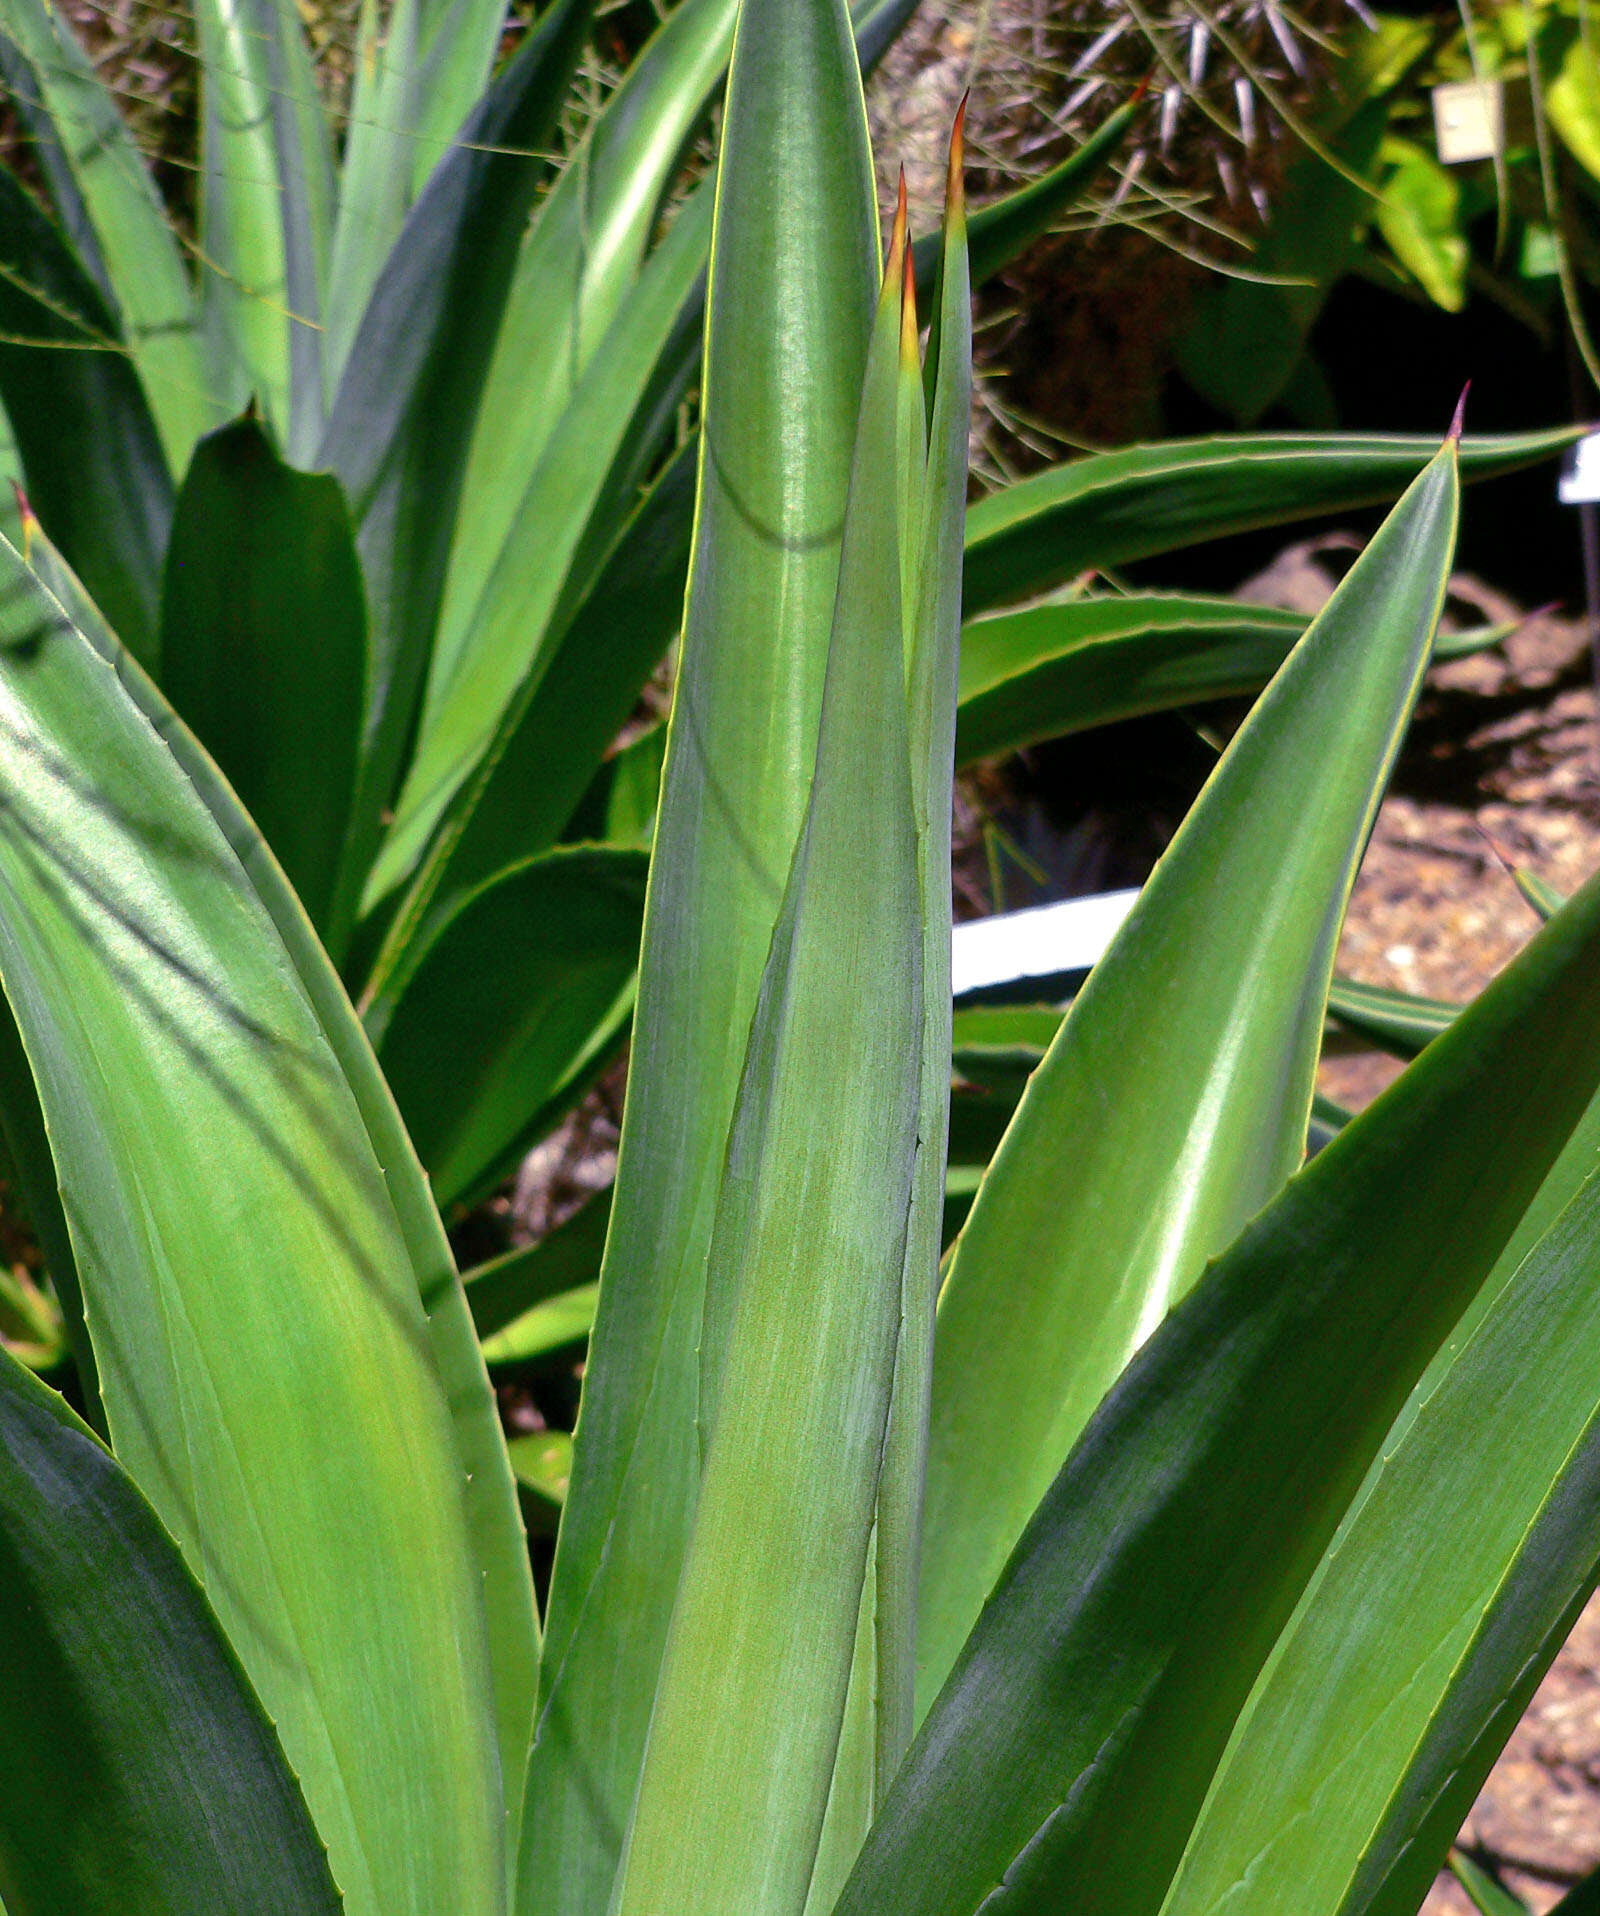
<box><xmin>6</xmin><ymin>4</ymin><xmax>1600</xmax><ymax>1916</ymax></box>
<box><xmin>0</xmin><ymin>0</ymin><xmax>1575</xmax><ymax>1289</ymax></box>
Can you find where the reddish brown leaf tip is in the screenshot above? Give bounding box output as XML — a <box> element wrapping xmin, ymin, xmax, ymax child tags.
<box><xmin>901</xmin><ymin>238</ymin><xmax>919</xmax><ymax>362</ymax></box>
<box><xmin>1133</xmin><ymin>69</ymin><xmax>1155</xmax><ymax>104</ymax></box>
<box><xmin>9</xmin><ymin>479</ymin><xmax>32</xmax><ymax>527</ymax></box>
<box><xmin>886</xmin><ymin>167</ymin><xmax>909</xmax><ymax>287</ymax></box>
<box><xmin>947</xmin><ymin>95</ymin><xmax>968</xmax><ymax>212</ymax></box>
<box><xmin>1448</xmin><ymin>382</ymin><xmax>1470</xmax><ymax>444</ymax></box>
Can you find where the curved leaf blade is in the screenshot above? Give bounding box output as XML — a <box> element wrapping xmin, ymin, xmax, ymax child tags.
<box><xmin>0</xmin><ymin>1349</ymin><xmax>341</xmax><ymax>1915</ymax></box>
<box><xmin>955</xmin><ymin>592</ymin><xmax>1307</xmax><ymax>763</ymax></box>
<box><xmin>518</xmin><ymin>0</ymin><xmax>882</xmax><ymax>1904</ymax></box>
<box><xmin>918</xmin><ymin>440</ymin><xmax>1460</xmax><ymax>1714</ymax></box>
<box><xmin>368</xmin><ymin>182</ymin><xmax>712</xmax><ymax>921</ymax></box>
<box><xmin>1158</xmin><ymin>1156</ymin><xmax>1600</xmax><ymax>1916</ymax></box>
<box><xmin>323</xmin><ymin>0</ymin><xmax>515</xmax><ymax>388</ymax></box>
<box><xmin>1326</xmin><ymin>974</ymin><xmax>1458</xmax><ymax>1057</ymax></box>
<box><xmin>430</xmin><ymin>0</ymin><xmax>739</xmax><ymax>704</ymax></box>
<box><xmin>317</xmin><ymin>0</ymin><xmax>595</xmax><ymax>958</ymax></box>
<box><xmin>193</xmin><ymin>0</ymin><xmax>335</xmax><ymax>454</ymax></box>
<box><xmin>19</xmin><ymin>517</ymin><xmax>539</xmax><ymax>1872</ymax></box>
<box><xmin>0</xmin><ymin>168</ymin><xmax>171</xmax><ymax>668</ymax></box>
<box><xmin>837</xmin><ymin>858</ymin><xmax>1600</xmax><ymax>1916</ymax></box>
<box><xmin>610</xmin><ymin>166</ymin><xmax>920</xmax><ymax>1916</ymax></box>
<box><xmin>0</xmin><ymin>0</ymin><xmax>212</xmax><ymax>466</ymax></box>
<box><xmin>431</xmin><ymin>0</ymin><xmax>921</xmax><ymax>728</ymax></box>
<box><xmin>161</xmin><ymin>415</ymin><xmax>366</xmax><ymax>935</ymax></box>
<box><xmin>483</xmin><ymin>1283</ymin><xmax>598</xmax><ymax>1366</ymax></box>
<box><xmin>374</xmin><ymin>845</ymin><xmax>645</xmax><ymax>1210</ymax></box>
<box><xmin>0</xmin><ymin>537</ymin><xmax>507</xmax><ymax>1916</ymax></box>
<box><xmin>363</xmin><ymin>435</ymin><xmax>697</xmax><ymax>961</ymax></box>
<box><xmin>464</xmin><ymin>1187</ymin><xmax>611</xmax><ymax>1343</ymax></box>
<box><xmin>961</xmin><ymin>427</ymin><xmax>1578</xmax><ymax>615</ymax></box>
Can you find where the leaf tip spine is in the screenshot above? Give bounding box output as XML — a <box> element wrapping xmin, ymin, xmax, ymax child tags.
<box><xmin>11</xmin><ymin>479</ymin><xmax>35</xmax><ymax>559</ymax></box>
<box><xmin>886</xmin><ymin>168</ymin><xmax>909</xmax><ymax>299</ymax></box>
<box><xmin>948</xmin><ymin>95</ymin><xmax>968</xmax><ymax>213</ymax></box>
<box><xmin>1448</xmin><ymin>382</ymin><xmax>1470</xmax><ymax>445</ymax></box>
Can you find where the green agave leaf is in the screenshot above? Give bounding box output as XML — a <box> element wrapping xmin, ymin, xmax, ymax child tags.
<box><xmin>323</xmin><ymin>0</ymin><xmax>516</xmax><ymax>389</ymax></box>
<box><xmin>464</xmin><ymin>1187</ymin><xmax>611</xmax><ymax>1343</ymax></box>
<box><xmin>961</xmin><ymin>427</ymin><xmax>1579</xmax><ymax>615</ymax></box>
<box><xmin>374</xmin><ymin>17</ymin><xmax>1112</xmax><ymax>938</ymax></box>
<box><xmin>367</xmin><ymin>181</ymin><xmax>713</xmax><ymax>924</ymax></box>
<box><xmin>1326</xmin><ymin>974</ymin><xmax>1458</xmax><ymax>1058</ymax></box>
<box><xmin>602</xmin><ymin>723</ymin><xmax>668</xmax><ymax>846</ymax></box>
<box><xmin>955</xmin><ymin>592</ymin><xmax>1504</xmax><ymax>766</ymax></box>
<box><xmin>956</xmin><ymin>981</ymin><xmax>1456</xmax><ymax>1071</ymax></box>
<box><xmin>192</xmin><ymin>0</ymin><xmax>335</xmax><ymax>456</ymax></box>
<box><xmin>518</xmin><ymin>0</ymin><xmax>882</xmax><ymax>1905</ymax></box>
<box><xmin>364</xmin><ymin>437</ymin><xmax>698</xmax><ymax>957</ymax></box>
<box><xmin>508</xmin><ymin>1429</ymin><xmax>574</xmax><ymax>1506</ymax></box>
<box><xmin>430</xmin><ymin>0</ymin><xmax>738</xmax><ymax>706</ymax></box>
<box><xmin>0</xmin><ymin>991</ymin><xmax>97</xmax><ymax>1425</ymax></box>
<box><xmin>373</xmin><ymin>845</ymin><xmax>645</xmax><ymax>1212</ymax></box>
<box><xmin>0</xmin><ymin>34</ymin><xmax>108</xmax><ymax>301</ymax></box>
<box><xmin>430</xmin><ymin>0</ymin><xmax>919</xmax><ymax>727</ymax></box>
<box><xmin>0</xmin><ymin>1347</ymin><xmax>341</xmax><ymax>1915</ymax></box>
<box><xmin>611</xmin><ymin>160</ymin><xmax>921</xmax><ymax>1916</ymax></box>
<box><xmin>1152</xmin><ymin>879</ymin><xmax>1600</xmax><ymax>1916</ymax></box>
<box><xmin>835</xmin><ymin>857</ymin><xmax>1600</xmax><ymax>1916</ymax></box>
<box><xmin>918</xmin><ymin>439</ymin><xmax>1460</xmax><ymax>1716</ymax></box>
<box><xmin>872</xmin><ymin>136</ymin><xmax>971</xmax><ymax>1797</ymax></box>
<box><xmin>1516</xmin><ymin>868</ymin><xmax>1566</xmax><ymax>920</ymax></box>
<box><xmin>316</xmin><ymin>0</ymin><xmax>594</xmax><ymax>959</ymax></box>
<box><xmin>388</xmin><ymin>421</ymin><xmax>1559</xmax><ymax>968</ymax></box>
<box><xmin>956</xmin><ymin>593</ymin><xmax>1306</xmax><ymax>763</ymax></box>
<box><xmin>0</xmin><ymin>524</ymin><xmax>536</xmax><ymax>1906</ymax></box>
<box><xmin>1308</xmin><ymin>1087</ymin><xmax>1353</xmax><ymax>1152</ymax></box>
<box><xmin>809</xmin><ymin>164</ymin><xmax>971</xmax><ymax>1906</ymax></box>
<box><xmin>0</xmin><ymin>0</ymin><xmax>213</xmax><ymax>466</ymax></box>
<box><xmin>952</xmin><ymin>1003</ymin><xmax>1063</xmax><ymax>1049</ymax></box>
<box><xmin>1157</xmin><ymin>1161</ymin><xmax>1600</xmax><ymax>1916</ymax></box>
<box><xmin>161</xmin><ymin>415</ymin><xmax>366</xmax><ymax>937</ymax></box>
<box><xmin>1450</xmin><ymin>1853</ymin><xmax>1528</xmax><ymax>1916</ymax></box>
<box><xmin>0</xmin><ymin>167</ymin><xmax>171</xmax><ymax>668</ymax></box>
<box><xmin>949</xmin><ymin>1022</ymin><xmax>1361</xmax><ymax>1185</ymax></box>
<box><xmin>483</xmin><ymin>1283</ymin><xmax>598</xmax><ymax>1366</ymax></box>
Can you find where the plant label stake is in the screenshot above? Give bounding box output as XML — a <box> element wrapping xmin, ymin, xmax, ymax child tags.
<box><xmin>1432</xmin><ymin>80</ymin><xmax>1504</xmax><ymax>163</ymax></box>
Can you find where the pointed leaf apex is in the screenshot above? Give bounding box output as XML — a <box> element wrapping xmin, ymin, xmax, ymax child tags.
<box><xmin>1448</xmin><ymin>383</ymin><xmax>1470</xmax><ymax>444</ymax></box>
<box><xmin>1133</xmin><ymin>70</ymin><xmax>1155</xmax><ymax>103</ymax></box>
<box><xmin>11</xmin><ymin>479</ymin><xmax>36</xmax><ymax>561</ymax></box>
<box><xmin>887</xmin><ymin>169</ymin><xmax>909</xmax><ymax>283</ymax></box>
<box><xmin>901</xmin><ymin>240</ymin><xmax>920</xmax><ymax>369</ymax></box>
<box><xmin>948</xmin><ymin>96</ymin><xmax>968</xmax><ymax>212</ymax></box>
